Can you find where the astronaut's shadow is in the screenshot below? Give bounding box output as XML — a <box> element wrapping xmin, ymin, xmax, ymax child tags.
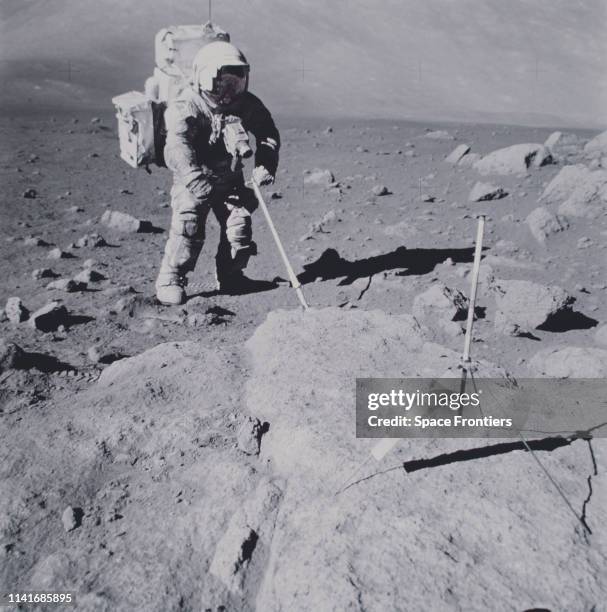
<box><xmin>297</xmin><ymin>246</ymin><xmax>480</xmax><ymax>285</ymax></box>
<box><xmin>190</xmin><ymin>278</ymin><xmax>279</xmax><ymax>299</ymax></box>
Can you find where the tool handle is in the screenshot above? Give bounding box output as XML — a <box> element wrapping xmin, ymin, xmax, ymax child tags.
<box><xmin>462</xmin><ymin>215</ymin><xmax>485</xmax><ymax>363</ymax></box>
<box><xmin>251</xmin><ymin>179</ymin><xmax>309</xmax><ymax>310</ymax></box>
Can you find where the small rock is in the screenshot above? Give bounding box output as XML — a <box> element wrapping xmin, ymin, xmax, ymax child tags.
<box><xmin>303</xmin><ymin>169</ymin><xmax>335</xmax><ymax>187</ymax></box>
<box><xmin>5</xmin><ymin>297</ymin><xmax>29</xmax><ymax>324</ymax></box>
<box><xmin>87</xmin><ymin>346</ymin><xmax>102</xmax><ymax>363</ymax></box>
<box><xmin>101</xmin><ymin>210</ymin><xmax>151</xmax><ymax>233</ymax></box>
<box><xmin>46</xmin><ymin>279</ymin><xmax>86</xmax><ymax>292</ymax></box>
<box><xmin>32</xmin><ymin>268</ymin><xmax>58</xmax><ymax>280</ymax></box>
<box><xmin>75</xmin><ymin>233</ymin><xmax>107</xmax><ymax>248</ymax></box>
<box><xmin>371</xmin><ymin>185</ymin><xmax>390</xmax><ymax>196</ymax></box>
<box><xmin>421</xmin><ymin>193</ymin><xmax>435</xmax><ymax>202</ymax></box>
<box><xmin>74</xmin><ymin>269</ymin><xmax>105</xmax><ymax>283</ymax></box>
<box><xmin>61</xmin><ymin>506</ymin><xmax>81</xmax><ymax>532</ymax></box>
<box><xmin>67</xmin><ymin>205</ymin><xmax>85</xmax><ymax>213</ymax></box>
<box><xmin>0</xmin><ymin>339</ymin><xmax>25</xmax><ymax>373</ymax></box>
<box><xmin>23</xmin><ymin>236</ymin><xmax>49</xmax><ymax>247</ymax></box>
<box><xmin>23</xmin><ymin>188</ymin><xmax>37</xmax><ymax>199</ymax></box>
<box><xmin>237</xmin><ymin>416</ymin><xmax>263</xmax><ymax>455</ymax></box>
<box><xmin>270</xmin><ymin>191</ymin><xmax>283</xmax><ymax>200</ymax></box>
<box><xmin>47</xmin><ymin>247</ymin><xmax>71</xmax><ymax>260</ymax></box>
<box><xmin>469</xmin><ymin>182</ymin><xmax>507</xmax><ymax>202</ymax></box>
<box><xmin>577</xmin><ymin>237</ymin><xmax>593</xmax><ymax>249</ymax></box>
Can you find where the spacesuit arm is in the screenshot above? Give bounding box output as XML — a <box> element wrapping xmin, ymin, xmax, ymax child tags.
<box><xmin>241</xmin><ymin>93</ymin><xmax>281</xmax><ymax>177</ymax></box>
<box><xmin>164</xmin><ymin>100</ymin><xmax>217</xmax><ymax>198</ymax></box>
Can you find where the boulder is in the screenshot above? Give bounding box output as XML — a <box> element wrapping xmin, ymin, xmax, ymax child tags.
<box><xmin>529</xmin><ymin>347</ymin><xmax>607</xmax><ymax>377</ymax></box>
<box><xmin>492</xmin><ymin>279</ymin><xmax>574</xmax><ymax>336</ymax></box>
<box><xmin>595</xmin><ymin>325</ymin><xmax>607</xmax><ymax>348</ymax></box>
<box><xmin>28</xmin><ymin>302</ymin><xmax>69</xmax><ymax>332</ymax></box>
<box><xmin>101</xmin><ymin>210</ymin><xmax>152</xmax><ymax>233</ymax></box>
<box><xmin>540</xmin><ymin>164</ymin><xmax>607</xmax><ymax>218</ymax></box>
<box><xmin>525</xmin><ymin>206</ymin><xmax>568</xmax><ymax>244</ymax></box>
<box><xmin>445</xmin><ymin>144</ymin><xmax>470</xmax><ymax>164</ymax></box>
<box><xmin>244</xmin><ymin>308</ymin><xmax>599</xmax><ymax>611</ymax></box>
<box><xmin>469</xmin><ymin>181</ymin><xmax>507</xmax><ymax>202</ymax></box>
<box><xmin>458</xmin><ymin>152</ymin><xmax>481</xmax><ymax>167</ymax></box>
<box><xmin>544</xmin><ymin>131</ymin><xmax>562</xmax><ymax>149</ymax></box>
<box><xmin>473</xmin><ymin>143</ymin><xmax>553</xmax><ymax>175</ymax></box>
<box><xmin>5</xmin><ymin>297</ymin><xmax>29</xmax><ymax>324</ymax></box>
<box><xmin>412</xmin><ymin>284</ymin><xmax>467</xmax><ymax>326</ymax></box>
<box><xmin>424</xmin><ymin>130</ymin><xmax>453</xmax><ymax>140</ymax></box>
<box><xmin>584</xmin><ymin>129</ymin><xmax>607</xmax><ymax>155</ymax></box>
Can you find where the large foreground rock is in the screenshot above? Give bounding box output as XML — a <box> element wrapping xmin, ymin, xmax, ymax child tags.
<box><xmin>474</xmin><ymin>143</ymin><xmax>553</xmax><ymax>175</ymax></box>
<box><xmin>529</xmin><ymin>346</ymin><xmax>607</xmax><ymax>377</ymax></box>
<box><xmin>492</xmin><ymin>279</ymin><xmax>573</xmax><ymax>336</ymax></box>
<box><xmin>244</xmin><ymin>308</ymin><xmax>603</xmax><ymax>611</ymax></box>
<box><xmin>540</xmin><ymin>164</ymin><xmax>607</xmax><ymax>219</ymax></box>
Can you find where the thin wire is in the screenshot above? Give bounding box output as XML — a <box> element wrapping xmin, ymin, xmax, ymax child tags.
<box><xmin>470</xmin><ymin>370</ymin><xmax>592</xmax><ymax>535</ymax></box>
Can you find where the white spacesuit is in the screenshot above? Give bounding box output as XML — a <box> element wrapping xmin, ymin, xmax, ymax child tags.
<box><xmin>155</xmin><ymin>41</ymin><xmax>280</xmax><ymax>305</ymax></box>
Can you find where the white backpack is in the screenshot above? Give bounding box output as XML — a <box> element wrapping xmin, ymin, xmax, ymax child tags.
<box><xmin>112</xmin><ymin>22</ymin><xmax>229</xmax><ymax>169</ymax></box>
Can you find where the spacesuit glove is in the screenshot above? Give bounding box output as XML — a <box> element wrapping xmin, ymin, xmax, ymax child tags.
<box><xmin>252</xmin><ymin>165</ymin><xmax>274</xmax><ymax>186</ymax></box>
<box><xmin>186</xmin><ymin>174</ymin><xmax>215</xmax><ymax>201</ymax></box>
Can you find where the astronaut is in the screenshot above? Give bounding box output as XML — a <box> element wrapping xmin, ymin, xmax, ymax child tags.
<box><xmin>155</xmin><ymin>41</ymin><xmax>280</xmax><ymax>305</ymax></box>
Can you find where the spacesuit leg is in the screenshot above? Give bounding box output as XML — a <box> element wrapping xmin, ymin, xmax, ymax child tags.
<box><xmin>213</xmin><ymin>185</ymin><xmax>258</xmax><ymax>288</ymax></box>
<box><xmin>156</xmin><ymin>183</ymin><xmax>210</xmax><ymax>290</ymax></box>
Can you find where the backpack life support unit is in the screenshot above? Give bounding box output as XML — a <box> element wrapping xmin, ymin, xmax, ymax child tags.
<box><xmin>112</xmin><ymin>22</ymin><xmax>230</xmax><ymax>169</ymax></box>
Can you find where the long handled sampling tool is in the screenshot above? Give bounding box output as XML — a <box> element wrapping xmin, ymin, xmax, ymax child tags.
<box><xmin>459</xmin><ymin>215</ymin><xmax>485</xmax><ymax>393</ymax></box>
<box><xmin>250</xmin><ymin>178</ymin><xmax>309</xmax><ymax>310</ymax></box>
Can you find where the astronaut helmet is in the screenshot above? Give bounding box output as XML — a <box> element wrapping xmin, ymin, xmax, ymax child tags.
<box><xmin>193</xmin><ymin>41</ymin><xmax>249</xmax><ymax>106</ymax></box>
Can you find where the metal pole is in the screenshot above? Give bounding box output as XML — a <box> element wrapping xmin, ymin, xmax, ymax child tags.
<box><xmin>251</xmin><ymin>179</ymin><xmax>309</xmax><ymax>310</ymax></box>
<box><xmin>463</xmin><ymin>215</ymin><xmax>486</xmax><ymax>362</ymax></box>
<box><xmin>460</xmin><ymin>215</ymin><xmax>485</xmax><ymax>393</ymax></box>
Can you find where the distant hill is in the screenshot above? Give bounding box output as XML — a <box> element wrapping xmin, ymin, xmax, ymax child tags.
<box><xmin>1</xmin><ymin>0</ymin><xmax>605</xmax><ymax>127</ymax></box>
